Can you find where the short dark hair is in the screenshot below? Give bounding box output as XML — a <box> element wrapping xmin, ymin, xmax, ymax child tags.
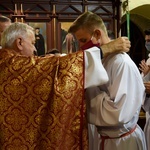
<box><xmin>0</xmin><ymin>15</ymin><xmax>11</xmax><ymax>22</ymax></box>
<box><xmin>68</xmin><ymin>11</ymin><xmax>107</xmax><ymax>35</ymax></box>
<box><xmin>144</xmin><ymin>29</ymin><xmax>150</xmax><ymax>35</ymax></box>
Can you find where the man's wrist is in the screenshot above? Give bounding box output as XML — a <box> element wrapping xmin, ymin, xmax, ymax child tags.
<box><xmin>101</xmin><ymin>44</ymin><xmax>111</xmax><ymax>57</ymax></box>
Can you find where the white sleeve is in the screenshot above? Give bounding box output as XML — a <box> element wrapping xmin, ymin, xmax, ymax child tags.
<box><xmin>84</xmin><ymin>47</ymin><xmax>108</xmax><ymax>89</ymax></box>
<box><xmin>86</xmin><ymin>53</ymin><xmax>145</xmax><ymax>126</ymax></box>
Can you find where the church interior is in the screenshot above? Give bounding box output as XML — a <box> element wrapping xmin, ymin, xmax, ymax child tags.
<box><xmin>0</xmin><ymin>0</ymin><xmax>150</xmax><ymax>145</ymax></box>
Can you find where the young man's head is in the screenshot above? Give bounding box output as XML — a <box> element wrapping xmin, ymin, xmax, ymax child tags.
<box><xmin>68</xmin><ymin>11</ymin><xmax>109</xmax><ymax>50</ymax></box>
<box><xmin>144</xmin><ymin>29</ymin><xmax>150</xmax><ymax>51</ymax></box>
<box><xmin>1</xmin><ymin>22</ymin><xmax>36</xmax><ymax>56</ymax></box>
<box><xmin>0</xmin><ymin>15</ymin><xmax>11</xmax><ymax>46</ymax></box>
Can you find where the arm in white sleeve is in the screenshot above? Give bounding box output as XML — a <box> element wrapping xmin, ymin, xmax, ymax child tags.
<box><xmin>84</xmin><ymin>47</ymin><xmax>108</xmax><ymax>89</ymax></box>
<box><xmin>86</xmin><ymin>53</ymin><xmax>145</xmax><ymax>126</ymax></box>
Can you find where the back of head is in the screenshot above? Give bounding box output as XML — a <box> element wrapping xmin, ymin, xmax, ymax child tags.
<box><xmin>68</xmin><ymin>11</ymin><xmax>107</xmax><ymax>35</ymax></box>
<box><xmin>1</xmin><ymin>22</ymin><xmax>34</xmax><ymax>49</ymax></box>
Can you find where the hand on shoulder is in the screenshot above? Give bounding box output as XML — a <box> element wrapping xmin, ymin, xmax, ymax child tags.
<box><xmin>101</xmin><ymin>36</ymin><xmax>131</xmax><ymax>57</ymax></box>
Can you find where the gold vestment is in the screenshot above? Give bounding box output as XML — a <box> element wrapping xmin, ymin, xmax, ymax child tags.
<box><xmin>0</xmin><ymin>49</ymin><xmax>88</xmax><ymax>150</ymax></box>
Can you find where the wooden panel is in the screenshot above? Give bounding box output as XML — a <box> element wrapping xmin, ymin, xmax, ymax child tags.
<box><xmin>0</xmin><ymin>0</ymin><xmax>121</xmax><ymax>50</ymax></box>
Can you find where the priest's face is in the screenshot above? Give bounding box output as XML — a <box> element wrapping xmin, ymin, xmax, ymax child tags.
<box><xmin>20</xmin><ymin>33</ymin><xmax>37</xmax><ymax>56</ymax></box>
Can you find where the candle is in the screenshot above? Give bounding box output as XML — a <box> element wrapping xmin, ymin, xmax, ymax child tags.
<box><xmin>21</xmin><ymin>4</ymin><xmax>23</xmax><ymax>14</ymax></box>
<box><xmin>21</xmin><ymin>18</ymin><xmax>23</xmax><ymax>23</ymax></box>
<box><xmin>15</xmin><ymin>4</ymin><xmax>17</xmax><ymax>14</ymax></box>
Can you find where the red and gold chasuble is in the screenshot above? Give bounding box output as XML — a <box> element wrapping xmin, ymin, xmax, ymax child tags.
<box><xmin>0</xmin><ymin>49</ymin><xmax>88</xmax><ymax>150</ymax></box>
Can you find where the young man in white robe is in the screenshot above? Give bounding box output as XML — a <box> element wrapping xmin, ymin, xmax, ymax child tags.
<box><xmin>68</xmin><ymin>11</ymin><xmax>147</xmax><ymax>150</ymax></box>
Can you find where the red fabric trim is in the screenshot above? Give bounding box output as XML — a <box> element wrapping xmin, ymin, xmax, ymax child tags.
<box><xmin>100</xmin><ymin>125</ymin><xmax>137</xmax><ymax>150</ymax></box>
<box><xmin>79</xmin><ymin>51</ymin><xmax>87</xmax><ymax>150</ymax></box>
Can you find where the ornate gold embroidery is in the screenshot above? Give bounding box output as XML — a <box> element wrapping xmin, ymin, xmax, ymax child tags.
<box><xmin>0</xmin><ymin>49</ymin><xmax>88</xmax><ymax>149</ymax></box>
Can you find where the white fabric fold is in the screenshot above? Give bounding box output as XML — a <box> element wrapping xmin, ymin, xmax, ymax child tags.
<box><xmin>84</xmin><ymin>46</ymin><xmax>108</xmax><ymax>89</ymax></box>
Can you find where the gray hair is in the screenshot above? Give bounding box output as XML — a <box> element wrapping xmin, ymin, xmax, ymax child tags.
<box><xmin>1</xmin><ymin>22</ymin><xmax>34</xmax><ymax>48</ymax></box>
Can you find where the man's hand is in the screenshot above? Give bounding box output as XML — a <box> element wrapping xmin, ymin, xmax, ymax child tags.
<box><xmin>101</xmin><ymin>37</ymin><xmax>131</xmax><ymax>57</ymax></box>
<box><xmin>139</xmin><ymin>60</ymin><xmax>150</xmax><ymax>76</ymax></box>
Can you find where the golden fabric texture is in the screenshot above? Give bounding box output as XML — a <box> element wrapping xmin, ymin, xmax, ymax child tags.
<box><xmin>0</xmin><ymin>49</ymin><xmax>88</xmax><ymax>150</ymax></box>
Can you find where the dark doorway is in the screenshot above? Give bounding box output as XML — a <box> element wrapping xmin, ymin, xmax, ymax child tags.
<box><xmin>121</xmin><ymin>21</ymin><xmax>147</xmax><ymax>68</ymax></box>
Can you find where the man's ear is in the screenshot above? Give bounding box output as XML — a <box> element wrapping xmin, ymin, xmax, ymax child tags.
<box><xmin>16</xmin><ymin>38</ymin><xmax>23</xmax><ymax>50</ymax></box>
<box><xmin>94</xmin><ymin>29</ymin><xmax>101</xmax><ymax>39</ymax></box>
